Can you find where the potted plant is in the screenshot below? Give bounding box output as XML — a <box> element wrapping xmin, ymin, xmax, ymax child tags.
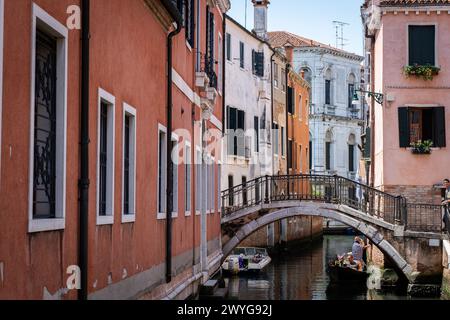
<box><xmin>410</xmin><ymin>140</ymin><xmax>433</xmax><ymax>154</ymax></box>
<box><xmin>403</xmin><ymin>64</ymin><xmax>440</xmax><ymax>81</ymax></box>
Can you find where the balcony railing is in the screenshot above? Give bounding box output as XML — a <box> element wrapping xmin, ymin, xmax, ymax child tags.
<box><xmin>199</xmin><ymin>53</ymin><xmax>217</xmax><ymax>90</ymax></box>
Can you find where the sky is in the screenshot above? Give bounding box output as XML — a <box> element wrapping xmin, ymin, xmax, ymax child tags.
<box><xmin>228</xmin><ymin>0</ymin><xmax>364</xmax><ymax>55</ymax></box>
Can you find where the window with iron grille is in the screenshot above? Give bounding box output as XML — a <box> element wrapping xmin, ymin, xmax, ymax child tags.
<box><xmin>158</xmin><ymin>126</ymin><xmax>167</xmax><ymax>217</ymax></box>
<box><xmin>123</xmin><ymin>105</ymin><xmax>136</xmax><ymax>219</ymax></box>
<box><xmin>185</xmin><ymin>0</ymin><xmax>195</xmax><ymax>47</ymax></box>
<box><xmin>30</xmin><ymin>5</ymin><xmax>68</xmax><ymax>232</ymax></box>
<box><xmin>97</xmin><ymin>90</ymin><xmax>115</xmax><ymax>224</ymax></box>
<box><xmin>123</xmin><ymin>115</ymin><xmax>131</xmax><ymax>215</ymax></box>
<box><xmin>99</xmin><ymin>102</ymin><xmax>108</xmax><ymax>216</ymax></box>
<box><xmin>33</xmin><ymin>30</ymin><xmax>57</xmax><ymax>219</ymax></box>
<box><xmin>185</xmin><ymin>143</ymin><xmax>191</xmax><ymax>215</ymax></box>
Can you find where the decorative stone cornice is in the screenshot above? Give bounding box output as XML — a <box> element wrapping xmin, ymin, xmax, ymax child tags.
<box><xmin>210</xmin><ymin>0</ymin><xmax>231</xmax><ymax>13</ymax></box>
<box><xmin>143</xmin><ymin>0</ymin><xmax>174</xmax><ymax>31</ymax></box>
<box><xmin>297</xmin><ymin>46</ymin><xmax>364</xmax><ymax>62</ymax></box>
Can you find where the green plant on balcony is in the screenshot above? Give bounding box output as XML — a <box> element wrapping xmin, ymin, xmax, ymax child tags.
<box><xmin>403</xmin><ymin>64</ymin><xmax>440</xmax><ymax>81</ymax></box>
<box><xmin>410</xmin><ymin>140</ymin><xmax>433</xmax><ymax>154</ymax></box>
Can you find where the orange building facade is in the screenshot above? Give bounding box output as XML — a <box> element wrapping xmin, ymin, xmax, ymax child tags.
<box><xmin>0</xmin><ymin>0</ymin><xmax>229</xmax><ymax>300</ymax></box>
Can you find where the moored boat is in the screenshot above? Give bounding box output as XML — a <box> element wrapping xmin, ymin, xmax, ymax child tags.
<box><xmin>222</xmin><ymin>247</ymin><xmax>272</xmax><ymax>274</ymax></box>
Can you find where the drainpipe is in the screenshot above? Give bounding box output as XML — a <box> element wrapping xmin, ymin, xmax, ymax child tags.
<box><xmin>270</xmin><ymin>50</ymin><xmax>275</xmax><ymax>176</ymax></box>
<box><xmin>79</xmin><ymin>0</ymin><xmax>90</xmax><ymax>301</ymax></box>
<box><xmin>162</xmin><ymin>0</ymin><xmax>183</xmax><ymax>284</ymax></box>
<box><xmin>222</xmin><ymin>14</ymin><xmax>227</xmax><ymax>137</ymax></box>
<box><xmin>285</xmin><ymin>63</ymin><xmax>290</xmax><ymax>194</ymax></box>
<box><xmin>368</xmin><ymin>29</ymin><xmax>375</xmax><ymax>188</ymax></box>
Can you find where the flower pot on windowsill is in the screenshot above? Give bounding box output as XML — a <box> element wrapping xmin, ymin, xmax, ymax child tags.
<box><xmin>403</xmin><ymin>64</ymin><xmax>440</xmax><ymax>81</ymax></box>
<box><xmin>410</xmin><ymin>140</ymin><xmax>433</xmax><ymax>155</ymax></box>
<box><xmin>411</xmin><ymin>148</ymin><xmax>432</xmax><ymax>155</ymax></box>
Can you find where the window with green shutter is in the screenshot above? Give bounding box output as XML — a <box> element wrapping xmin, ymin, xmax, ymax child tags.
<box><xmin>398</xmin><ymin>106</ymin><xmax>446</xmax><ymax>148</ymax></box>
<box><xmin>409</xmin><ymin>26</ymin><xmax>435</xmax><ymax>66</ymax></box>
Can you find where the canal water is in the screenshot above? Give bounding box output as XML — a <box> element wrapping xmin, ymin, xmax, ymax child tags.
<box><xmin>224</xmin><ymin>235</ymin><xmax>429</xmax><ymax>300</ymax></box>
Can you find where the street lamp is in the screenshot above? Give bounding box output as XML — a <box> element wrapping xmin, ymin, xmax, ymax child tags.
<box><xmin>352</xmin><ymin>89</ymin><xmax>384</xmax><ymax>106</ymax></box>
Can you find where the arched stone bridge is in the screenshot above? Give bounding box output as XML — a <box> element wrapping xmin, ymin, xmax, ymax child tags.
<box><xmin>221</xmin><ymin>174</ymin><xmax>445</xmax><ymax>286</ymax></box>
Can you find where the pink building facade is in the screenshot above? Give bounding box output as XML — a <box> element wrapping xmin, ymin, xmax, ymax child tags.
<box><xmin>362</xmin><ymin>0</ymin><xmax>450</xmax><ymax>204</ymax></box>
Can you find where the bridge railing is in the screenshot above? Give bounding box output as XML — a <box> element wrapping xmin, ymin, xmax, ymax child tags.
<box><xmin>222</xmin><ymin>174</ymin><xmax>404</xmax><ymax>224</ymax></box>
<box><xmin>406</xmin><ymin>203</ymin><xmax>443</xmax><ymax>233</ymax></box>
<box><xmin>221</xmin><ymin>174</ymin><xmax>444</xmax><ymax>233</ymax></box>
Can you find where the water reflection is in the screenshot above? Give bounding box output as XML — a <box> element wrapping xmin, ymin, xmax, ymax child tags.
<box><xmin>225</xmin><ymin>235</ymin><xmax>420</xmax><ymax>300</ymax></box>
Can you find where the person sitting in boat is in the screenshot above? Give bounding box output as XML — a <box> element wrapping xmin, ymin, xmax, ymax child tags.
<box><xmin>352</xmin><ymin>237</ymin><xmax>369</xmax><ymax>270</ymax></box>
<box><xmin>347</xmin><ymin>254</ymin><xmax>364</xmax><ymax>271</ymax></box>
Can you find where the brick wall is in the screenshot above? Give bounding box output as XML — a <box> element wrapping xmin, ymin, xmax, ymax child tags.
<box><xmin>382</xmin><ymin>185</ymin><xmax>442</xmax><ymax>204</ymax></box>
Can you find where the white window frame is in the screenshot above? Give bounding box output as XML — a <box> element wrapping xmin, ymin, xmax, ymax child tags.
<box><xmin>195</xmin><ymin>146</ymin><xmax>202</xmax><ymax>216</ymax></box>
<box><xmin>28</xmin><ymin>3</ymin><xmax>68</xmax><ymax>233</ymax></box>
<box><xmin>185</xmin><ymin>141</ymin><xmax>192</xmax><ymax>216</ymax></box>
<box><xmin>157</xmin><ymin>123</ymin><xmax>167</xmax><ymax>220</ymax></box>
<box><xmin>0</xmin><ymin>0</ymin><xmax>4</xmax><ymax>186</ymax></box>
<box><xmin>273</xmin><ymin>121</ymin><xmax>279</xmax><ymax>156</ymax></box>
<box><xmin>96</xmin><ymin>89</ymin><xmax>115</xmax><ymax>226</ymax></box>
<box><xmin>122</xmin><ymin>103</ymin><xmax>136</xmax><ymax>223</ymax></box>
<box><xmin>210</xmin><ymin>156</ymin><xmax>215</xmax><ymax>214</ymax></box>
<box><xmin>218</xmin><ymin>33</ymin><xmax>223</xmax><ymax>94</ymax></box>
<box><xmin>171</xmin><ymin>132</ymin><xmax>179</xmax><ymax>218</ymax></box>
<box><xmin>217</xmin><ymin>161</ymin><xmax>222</xmax><ymax>213</ymax></box>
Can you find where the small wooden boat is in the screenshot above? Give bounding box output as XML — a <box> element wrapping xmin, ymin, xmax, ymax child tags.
<box><xmin>327</xmin><ymin>254</ymin><xmax>368</xmax><ymax>284</ymax></box>
<box><xmin>328</xmin><ymin>264</ymin><xmax>369</xmax><ymax>283</ymax></box>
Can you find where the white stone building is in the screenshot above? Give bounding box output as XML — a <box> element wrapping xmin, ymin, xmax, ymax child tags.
<box><xmin>222</xmin><ymin>15</ymin><xmax>274</xmax><ymax>193</ymax></box>
<box><xmin>268</xmin><ymin>32</ymin><xmax>365</xmax><ymax>180</ymax></box>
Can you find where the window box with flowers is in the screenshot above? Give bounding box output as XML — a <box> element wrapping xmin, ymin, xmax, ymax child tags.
<box><xmin>403</xmin><ymin>64</ymin><xmax>440</xmax><ymax>81</ymax></box>
<box><xmin>410</xmin><ymin>140</ymin><xmax>433</xmax><ymax>155</ymax></box>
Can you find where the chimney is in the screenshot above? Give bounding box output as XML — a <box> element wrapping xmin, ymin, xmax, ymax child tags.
<box><xmin>284</xmin><ymin>44</ymin><xmax>294</xmax><ymax>65</ymax></box>
<box><xmin>252</xmin><ymin>0</ymin><xmax>270</xmax><ymax>41</ymax></box>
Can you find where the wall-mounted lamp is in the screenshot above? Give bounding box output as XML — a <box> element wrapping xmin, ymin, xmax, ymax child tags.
<box><xmin>352</xmin><ymin>89</ymin><xmax>384</xmax><ymax>106</ymax></box>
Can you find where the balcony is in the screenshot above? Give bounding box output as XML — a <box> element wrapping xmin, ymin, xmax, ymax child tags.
<box><xmin>197</xmin><ymin>53</ymin><xmax>218</xmax><ymax>108</ymax></box>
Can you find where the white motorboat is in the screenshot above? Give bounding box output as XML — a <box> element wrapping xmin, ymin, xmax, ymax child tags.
<box><xmin>222</xmin><ymin>247</ymin><xmax>272</xmax><ymax>274</ymax></box>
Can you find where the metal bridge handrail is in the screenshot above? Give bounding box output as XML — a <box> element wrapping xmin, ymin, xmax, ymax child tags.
<box><xmin>220</xmin><ymin>174</ymin><xmax>444</xmax><ymax>233</ymax></box>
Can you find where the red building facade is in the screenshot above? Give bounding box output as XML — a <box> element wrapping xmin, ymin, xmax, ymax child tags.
<box><xmin>0</xmin><ymin>0</ymin><xmax>229</xmax><ymax>300</ymax></box>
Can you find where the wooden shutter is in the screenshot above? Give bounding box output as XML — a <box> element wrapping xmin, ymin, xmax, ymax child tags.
<box><xmin>226</xmin><ymin>33</ymin><xmax>231</xmax><ymax>61</ymax></box>
<box><xmin>409</xmin><ymin>26</ymin><xmax>435</xmax><ymax>66</ymax></box>
<box><xmin>256</xmin><ymin>52</ymin><xmax>264</xmax><ymax>77</ymax></box>
<box><xmin>237</xmin><ymin>110</ymin><xmax>245</xmax><ymax>157</ymax></box>
<box><xmin>287</xmin><ymin>87</ymin><xmax>293</xmax><ymax>114</ymax></box>
<box><xmin>433</xmin><ymin>107</ymin><xmax>446</xmax><ymax>147</ymax></box>
<box><xmin>239</xmin><ymin>42</ymin><xmax>244</xmax><ymax>68</ymax></box>
<box><xmin>251</xmin><ymin>50</ymin><xmax>256</xmax><ymax>74</ymax></box>
<box><xmin>398</xmin><ymin>107</ymin><xmax>410</xmax><ymax>148</ymax></box>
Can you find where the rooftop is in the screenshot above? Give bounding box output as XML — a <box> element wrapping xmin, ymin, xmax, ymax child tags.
<box><xmin>380</xmin><ymin>0</ymin><xmax>450</xmax><ymax>6</ymax></box>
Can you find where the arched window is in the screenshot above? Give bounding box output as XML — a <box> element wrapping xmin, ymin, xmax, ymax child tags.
<box><xmin>348</xmin><ymin>133</ymin><xmax>356</xmax><ymax>172</ymax></box>
<box><xmin>325</xmin><ymin>129</ymin><xmax>333</xmax><ymax>171</ymax></box>
<box><xmin>348</xmin><ymin>73</ymin><xmax>356</xmax><ymax>109</ymax></box>
<box><xmin>325</xmin><ymin>68</ymin><xmax>332</xmax><ymax>105</ymax></box>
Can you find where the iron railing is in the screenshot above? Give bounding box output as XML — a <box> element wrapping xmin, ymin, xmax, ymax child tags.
<box><xmin>199</xmin><ymin>52</ymin><xmax>217</xmax><ymax>89</ymax></box>
<box><xmin>221</xmin><ymin>174</ymin><xmax>443</xmax><ymax>233</ymax></box>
